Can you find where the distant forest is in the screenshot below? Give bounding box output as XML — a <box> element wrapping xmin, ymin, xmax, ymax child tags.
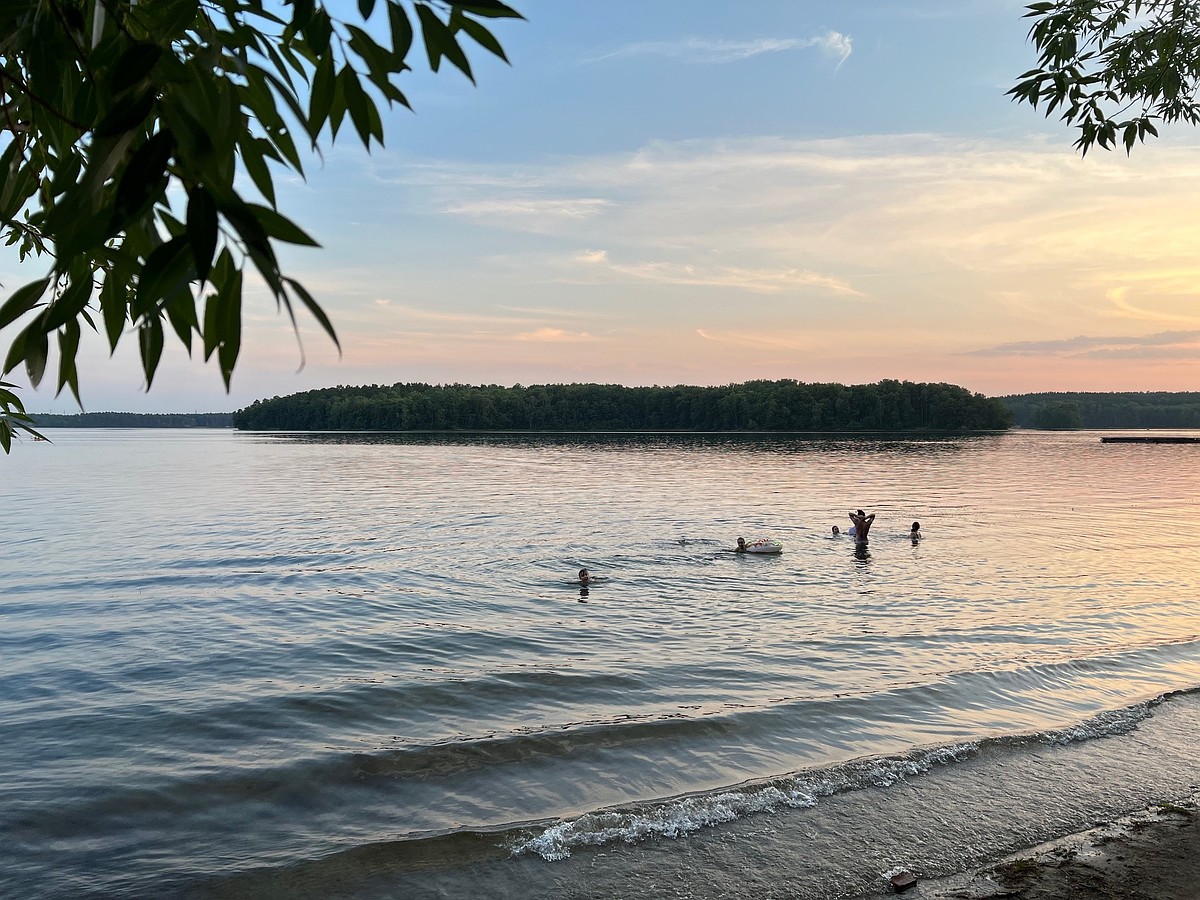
<box><xmin>30</xmin><ymin>412</ymin><xmax>234</xmax><ymax>428</ymax></box>
<box><xmin>999</xmin><ymin>392</ymin><xmax>1200</xmax><ymax>429</ymax></box>
<box><xmin>233</xmin><ymin>380</ymin><xmax>1012</xmax><ymax>432</ymax></box>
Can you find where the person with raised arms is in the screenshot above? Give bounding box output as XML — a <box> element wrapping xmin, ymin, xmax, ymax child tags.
<box><xmin>848</xmin><ymin>509</ymin><xmax>875</xmax><ymax>544</ymax></box>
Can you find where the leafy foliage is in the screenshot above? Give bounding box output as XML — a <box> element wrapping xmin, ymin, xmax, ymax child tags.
<box><xmin>0</xmin><ymin>379</ymin><xmax>45</xmax><ymax>450</ymax></box>
<box><xmin>30</xmin><ymin>410</ymin><xmax>232</xmax><ymax>427</ymax></box>
<box><xmin>233</xmin><ymin>379</ymin><xmax>1014</xmax><ymax>432</ymax></box>
<box><xmin>1032</xmin><ymin>400</ymin><xmax>1084</xmax><ymax>429</ymax></box>
<box><xmin>0</xmin><ymin>0</ymin><xmax>520</xmax><ymax>449</ymax></box>
<box><xmin>1001</xmin><ymin>390</ymin><xmax>1200</xmax><ymax>427</ymax></box>
<box><xmin>1009</xmin><ymin>0</ymin><xmax>1200</xmax><ymax>154</ymax></box>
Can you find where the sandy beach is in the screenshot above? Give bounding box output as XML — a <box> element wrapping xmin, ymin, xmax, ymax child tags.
<box><xmin>914</xmin><ymin>792</ymin><xmax>1200</xmax><ymax>900</ymax></box>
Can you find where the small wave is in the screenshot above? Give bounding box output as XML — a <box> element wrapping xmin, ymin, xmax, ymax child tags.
<box><xmin>508</xmin><ymin>687</ymin><xmax>1200</xmax><ymax>862</ymax></box>
<box><xmin>511</xmin><ymin>785</ymin><xmax>819</xmax><ymax>861</ymax></box>
<box><xmin>1035</xmin><ymin>700</ymin><xmax>1156</xmax><ymax>744</ymax></box>
<box><xmin>509</xmin><ymin>742</ymin><xmax>978</xmax><ymax>860</ymax></box>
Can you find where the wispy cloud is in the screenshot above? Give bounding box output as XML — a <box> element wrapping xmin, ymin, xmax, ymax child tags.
<box><xmin>513</xmin><ymin>328</ymin><xmax>597</xmax><ymax>343</ymax></box>
<box><xmin>441</xmin><ymin>196</ymin><xmax>614</xmax><ymax>234</ymax></box>
<box><xmin>497</xmin><ymin>303</ymin><xmax>613</xmax><ymax>320</ymax></box>
<box><xmin>349</xmin><ymin>134</ymin><xmax>1200</xmax><ymax>378</ymax></box>
<box><xmin>580</xmin><ymin>254</ymin><xmax>864</xmax><ymax>297</ymax></box>
<box><xmin>382</xmin><ymin>303</ymin><xmax>544</xmax><ymax>327</ymax></box>
<box><xmin>587</xmin><ymin>32</ymin><xmax>852</xmax><ymax>66</ymax></box>
<box><xmin>696</xmin><ymin>329</ymin><xmax>808</xmax><ymax>350</ymax></box>
<box><xmin>968</xmin><ymin>330</ymin><xmax>1200</xmax><ymax>359</ymax></box>
<box><xmin>1102</xmin><ymin>288</ymin><xmax>1200</xmax><ymax>326</ymax></box>
<box><xmin>444</xmin><ymin>197</ymin><xmax>613</xmax><ymax>224</ymax></box>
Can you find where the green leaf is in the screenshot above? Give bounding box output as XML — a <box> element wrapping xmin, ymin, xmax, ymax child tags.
<box><xmin>416</xmin><ymin>4</ymin><xmax>475</xmax><ymax>83</ymax></box>
<box><xmin>139</xmin><ymin>315</ymin><xmax>165</xmax><ymax>389</ymax></box>
<box><xmin>244</xmin><ymin>67</ymin><xmax>305</xmax><ymax>170</ymax></box>
<box><xmin>248</xmin><ymin>203</ymin><xmax>320</xmax><ymax>246</ymax></box>
<box><xmin>93</xmin><ymin>87</ymin><xmax>157</xmax><ymax>138</ymax></box>
<box><xmin>347</xmin><ymin>24</ymin><xmax>395</xmax><ymax>77</ymax></box>
<box><xmin>0</xmin><ymin>277</ymin><xmax>51</xmax><ymax>331</ymax></box>
<box><xmin>220</xmin><ymin>199</ymin><xmax>284</xmax><ymax>296</ymax></box>
<box><xmin>112</xmin><ymin>129</ymin><xmax>175</xmax><ymax>229</ymax></box>
<box><xmin>187</xmin><ymin>185</ymin><xmax>219</xmax><ymax>282</ymax></box>
<box><xmin>364</xmin><ymin>67</ymin><xmax>410</xmax><ymax>109</ymax></box>
<box><xmin>23</xmin><ymin>316</ymin><xmax>49</xmax><ymax>388</ymax></box>
<box><xmin>100</xmin><ymin>274</ymin><xmax>128</xmax><ymax>351</ymax></box>
<box><xmin>219</xmin><ymin>198</ymin><xmax>272</xmax><ymax>258</ymax></box>
<box><xmin>305</xmin><ymin>7</ymin><xmax>334</xmax><ymax>56</ymax></box>
<box><xmin>135</xmin><ymin>237</ymin><xmax>192</xmax><ymax>317</ymax></box>
<box><xmin>239</xmin><ymin>136</ymin><xmax>278</xmax><ymax>206</ymax></box>
<box><xmin>308</xmin><ymin>53</ymin><xmax>337</xmax><ymax>137</ymax></box>
<box><xmin>341</xmin><ymin>67</ymin><xmax>377</xmax><ymax>147</ymax></box>
<box><xmin>457</xmin><ymin>14</ymin><xmax>510</xmax><ymax>64</ymax></box>
<box><xmin>211</xmin><ymin>252</ymin><xmax>243</xmax><ymax>388</ymax></box>
<box><xmin>455</xmin><ymin>2</ymin><xmax>524</xmax><ymax>19</ymax></box>
<box><xmin>2</xmin><ymin>322</ymin><xmax>27</xmax><ymax>377</ymax></box>
<box><xmin>165</xmin><ymin>289</ymin><xmax>199</xmax><ymax>353</ymax></box>
<box><xmin>0</xmin><ymin>146</ymin><xmax>38</xmax><ymax>222</ymax></box>
<box><xmin>329</xmin><ymin>66</ymin><xmax>350</xmax><ymax>139</ymax></box>
<box><xmin>285</xmin><ymin>276</ymin><xmax>340</xmax><ymax>352</ymax></box>
<box><xmin>203</xmin><ymin>249</ymin><xmax>237</xmax><ymax>361</ymax></box>
<box><xmin>111</xmin><ymin>42</ymin><xmax>163</xmax><ymax>94</ymax></box>
<box><xmin>291</xmin><ymin>0</ymin><xmax>315</xmax><ymax>29</ymax></box>
<box><xmin>44</xmin><ymin>275</ymin><xmax>93</xmax><ymax>331</ymax></box>
<box><xmin>387</xmin><ymin>3</ymin><xmax>415</xmax><ymax>62</ymax></box>
<box><xmin>56</xmin><ymin>317</ymin><xmax>81</xmax><ymax>404</ymax></box>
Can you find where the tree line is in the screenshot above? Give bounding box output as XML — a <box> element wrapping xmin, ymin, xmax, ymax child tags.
<box><xmin>232</xmin><ymin>380</ymin><xmax>1012</xmax><ymax>432</ymax></box>
<box><xmin>999</xmin><ymin>392</ymin><xmax>1200</xmax><ymax>429</ymax></box>
<box><xmin>31</xmin><ymin>412</ymin><xmax>234</xmax><ymax>428</ymax></box>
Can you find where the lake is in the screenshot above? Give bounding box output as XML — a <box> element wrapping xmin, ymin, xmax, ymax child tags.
<box><xmin>4</xmin><ymin>428</ymin><xmax>1200</xmax><ymax>899</ymax></box>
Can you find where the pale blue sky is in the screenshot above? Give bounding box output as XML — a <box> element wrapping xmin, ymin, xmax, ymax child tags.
<box><xmin>8</xmin><ymin>0</ymin><xmax>1200</xmax><ymax>414</ymax></box>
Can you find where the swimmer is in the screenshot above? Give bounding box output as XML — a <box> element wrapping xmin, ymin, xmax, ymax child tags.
<box><xmin>831</xmin><ymin>525</ymin><xmax>840</xmax><ymax>535</ymax></box>
<box><xmin>848</xmin><ymin>509</ymin><xmax>875</xmax><ymax>544</ymax></box>
<box><xmin>910</xmin><ymin>521</ymin><xmax>922</xmax><ymax>541</ymax></box>
<box><xmin>578</xmin><ymin>568</ymin><xmax>591</xmax><ymax>584</ymax></box>
<box><xmin>734</xmin><ymin>537</ymin><xmax>748</xmax><ymax>553</ymax></box>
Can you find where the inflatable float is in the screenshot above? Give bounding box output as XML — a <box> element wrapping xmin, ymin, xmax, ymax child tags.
<box><xmin>743</xmin><ymin>538</ymin><xmax>783</xmax><ymax>554</ymax></box>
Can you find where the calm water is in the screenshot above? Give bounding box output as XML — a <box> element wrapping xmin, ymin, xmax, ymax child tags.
<box><xmin>4</xmin><ymin>429</ymin><xmax>1200</xmax><ymax>899</ymax></box>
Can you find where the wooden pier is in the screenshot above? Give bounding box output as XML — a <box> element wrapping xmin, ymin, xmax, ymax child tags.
<box><xmin>1100</xmin><ymin>436</ymin><xmax>1200</xmax><ymax>444</ymax></box>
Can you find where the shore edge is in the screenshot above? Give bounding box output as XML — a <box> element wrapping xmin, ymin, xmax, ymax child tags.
<box><xmin>907</xmin><ymin>791</ymin><xmax>1200</xmax><ymax>899</ymax></box>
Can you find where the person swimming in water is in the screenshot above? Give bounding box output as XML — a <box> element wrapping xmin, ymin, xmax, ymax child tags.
<box><xmin>578</xmin><ymin>568</ymin><xmax>591</xmax><ymax>584</ymax></box>
<box><xmin>734</xmin><ymin>537</ymin><xmax>748</xmax><ymax>553</ymax></box>
<box><xmin>910</xmin><ymin>521</ymin><xmax>921</xmax><ymax>541</ymax></box>
<box><xmin>848</xmin><ymin>509</ymin><xmax>875</xmax><ymax>544</ymax></box>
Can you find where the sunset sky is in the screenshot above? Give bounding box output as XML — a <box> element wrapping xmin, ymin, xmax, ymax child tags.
<box><xmin>7</xmin><ymin>0</ymin><xmax>1200</xmax><ymax>414</ymax></box>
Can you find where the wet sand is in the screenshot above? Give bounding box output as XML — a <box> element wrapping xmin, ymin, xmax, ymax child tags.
<box><xmin>915</xmin><ymin>792</ymin><xmax>1200</xmax><ymax>900</ymax></box>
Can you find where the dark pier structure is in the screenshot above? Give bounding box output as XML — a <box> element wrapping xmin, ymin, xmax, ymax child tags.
<box><xmin>1100</xmin><ymin>436</ymin><xmax>1200</xmax><ymax>444</ymax></box>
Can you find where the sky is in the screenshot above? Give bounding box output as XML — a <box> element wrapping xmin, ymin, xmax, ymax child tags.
<box><xmin>8</xmin><ymin>0</ymin><xmax>1200</xmax><ymax>414</ymax></box>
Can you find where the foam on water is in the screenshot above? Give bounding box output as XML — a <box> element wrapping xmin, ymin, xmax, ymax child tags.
<box><xmin>510</xmin><ymin>692</ymin><xmax>1177</xmax><ymax>862</ymax></box>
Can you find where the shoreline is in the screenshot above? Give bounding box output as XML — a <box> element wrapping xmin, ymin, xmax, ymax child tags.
<box><xmin>911</xmin><ymin>791</ymin><xmax>1200</xmax><ymax>899</ymax></box>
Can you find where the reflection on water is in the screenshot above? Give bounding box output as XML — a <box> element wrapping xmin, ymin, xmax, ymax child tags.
<box><xmin>2</xmin><ymin>428</ymin><xmax>1200</xmax><ymax>898</ymax></box>
<box><xmin>264</xmin><ymin>429</ymin><xmax>1005</xmax><ymax>456</ymax></box>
